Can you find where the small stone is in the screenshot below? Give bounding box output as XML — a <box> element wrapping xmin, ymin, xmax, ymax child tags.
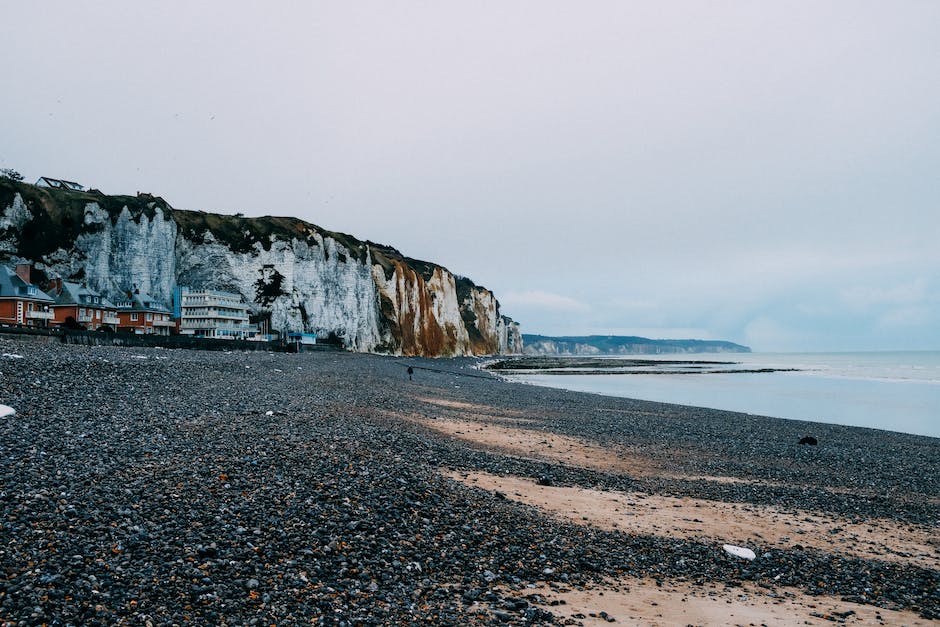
<box><xmin>722</xmin><ymin>544</ymin><xmax>756</xmax><ymax>560</ymax></box>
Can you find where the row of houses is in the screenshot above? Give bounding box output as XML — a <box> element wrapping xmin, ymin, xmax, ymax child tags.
<box><xmin>0</xmin><ymin>263</ymin><xmax>275</xmax><ymax>341</ymax></box>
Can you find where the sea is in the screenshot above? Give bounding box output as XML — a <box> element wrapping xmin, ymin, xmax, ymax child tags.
<box><xmin>507</xmin><ymin>351</ymin><xmax>940</xmax><ymax>439</ymax></box>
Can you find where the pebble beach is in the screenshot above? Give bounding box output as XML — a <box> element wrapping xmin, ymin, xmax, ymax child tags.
<box><xmin>1</xmin><ymin>338</ymin><xmax>938</xmax><ymax>625</ymax></box>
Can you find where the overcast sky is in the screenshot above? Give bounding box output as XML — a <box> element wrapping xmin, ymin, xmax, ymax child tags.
<box><xmin>3</xmin><ymin>2</ymin><xmax>939</xmax><ymax>351</ymax></box>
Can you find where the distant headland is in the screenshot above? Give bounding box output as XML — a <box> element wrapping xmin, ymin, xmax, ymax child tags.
<box><xmin>522</xmin><ymin>334</ymin><xmax>751</xmax><ymax>355</ymax></box>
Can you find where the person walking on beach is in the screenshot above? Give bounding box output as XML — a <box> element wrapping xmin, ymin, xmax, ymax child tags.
<box><xmin>407</xmin><ymin>366</ymin><xmax>414</xmax><ymax>381</ymax></box>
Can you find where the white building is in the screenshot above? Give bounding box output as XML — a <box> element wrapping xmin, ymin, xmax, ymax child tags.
<box><xmin>35</xmin><ymin>176</ymin><xmax>86</xmax><ymax>191</ymax></box>
<box><xmin>175</xmin><ymin>287</ymin><xmax>258</xmax><ymax>340</ymax></box>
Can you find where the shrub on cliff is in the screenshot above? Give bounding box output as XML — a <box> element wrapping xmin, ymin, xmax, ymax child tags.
<box><xmin>0</xmin><ymin>168</ymin><xmax>23</xmax><ymax>182</ymax></box>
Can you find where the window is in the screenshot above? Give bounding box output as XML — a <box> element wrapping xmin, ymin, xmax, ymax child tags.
<box><xmin>146</xmin><ymin>313</ymin><xmax>153</xmax><ymax>321</ymax></box>
<box><xmin>96</xmin><ymin>310</ymin><xmax>101</xmax><ymax>319</ymax></box>
<box><xmin>131</xmin><ymin>313</ymin><xmax>138</xmax><ymax>321</ymax></box>
<box><xmin>79</xmin><ymin>308</ymin><xmax>86</xmax><ymax>317</ymax></box>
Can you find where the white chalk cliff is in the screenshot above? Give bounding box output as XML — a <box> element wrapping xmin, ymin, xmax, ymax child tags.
<box><xmin>0</xmin><ymin>181</ymin><xmax>522</xmax><ymax>356</ymax></box>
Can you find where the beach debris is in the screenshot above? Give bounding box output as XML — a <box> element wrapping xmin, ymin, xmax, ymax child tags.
<box><xmin>265</xmin><ymin>410</ymin><xmax>274</xmax><ymax>416</ymax></box>
<box><xmin>723</xmin><ymin>544</ymin><xmax>756</xmax><ymax>560</ymax></box>
<box><xmin>0</xmin><ymin>404</ymin><xmax>15</xmax><ymax>418</ymax></box>
<box><xmin>799</xmin><ymin>436</ymin><xmax>818</xmax><ymax>445</ymax></box>
<box><xmin>537</xmin><ymin>475</ymin><xmax>554</xmax><ymax>487</ymax></box>
<box><xmin>2</xmin><ymin>353</ymin><xmax>24</xmax><ymax>359</ymax></box>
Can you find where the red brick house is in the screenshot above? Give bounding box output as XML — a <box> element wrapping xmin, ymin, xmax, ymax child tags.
<box><xmin>0</xmin><ymin>264</ymin><xmax>55</xmax><ymax>327</ymax></box>
<box><xmin>114</xmin><ymin>289</ymin><xmax>174</xmax><ymax>335</ymax></box>
<box><xmin>46</xmin><ymin>279</ymin><xmax>121</xmax><ymax>330</ymax></box>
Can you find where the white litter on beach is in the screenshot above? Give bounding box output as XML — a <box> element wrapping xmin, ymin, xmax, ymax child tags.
<box><xmin>2</xmin><ymin>353</ymin><xmax>24</xmax><ymax>359</ymax></box>
<box><xmin>132</xmin><ymin>355</ymin><xmax>148</xmax><ymax>360</ymax></box>
<box><xmin>265</xmin><ymin>410</ymin><xmax>274</xmax><ymax>416</ymax></box>
<box><xmin>0</xmin><ymin>405</ymin><xmax>15</xmax><ymax>418</ymax></box>
<box><xmin>723</xmin><ymin>544</ymin><xmax>756</xmax><ymax>561</ymax></box>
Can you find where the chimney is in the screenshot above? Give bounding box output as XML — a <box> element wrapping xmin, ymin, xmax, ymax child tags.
<box><xmin>14</xmin><ymin>263</ymin><xmax>31</xmax><ymax>285</ymax></box>
<box><xmin>47</xmin><ymin>277</ymin><xmax>63</xmax><ymax>294</ymax></box>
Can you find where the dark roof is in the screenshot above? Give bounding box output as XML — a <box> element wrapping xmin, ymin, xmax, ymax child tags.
<box><xmin>0</xmin><ymin>266</ymin><xmax>54</xmax><ymax>303</ymax></box>
<box><xmin>115</xmin><ymin>290</ymin><xmax>171</xmax><ymax>314</ymax></box>
<box><xmin>35</xmin><ymin>176</ymin><xmax>85</xmax><ymax>191</ymax></box>
<box><xmin>48</xmin><ymin>280</ymin><xmax>117</xmax><ymax>309</ymax></box>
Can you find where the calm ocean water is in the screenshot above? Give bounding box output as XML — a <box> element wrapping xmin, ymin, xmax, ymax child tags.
<box><xmin>508</xmin><ymin>352</ymin><xmax>940</xmax><ymax>439</ymax></box>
